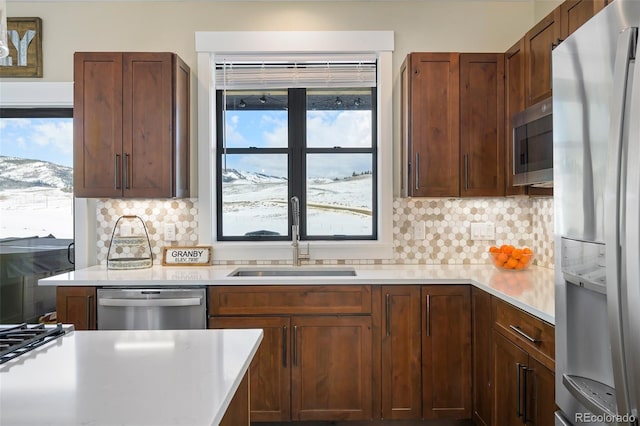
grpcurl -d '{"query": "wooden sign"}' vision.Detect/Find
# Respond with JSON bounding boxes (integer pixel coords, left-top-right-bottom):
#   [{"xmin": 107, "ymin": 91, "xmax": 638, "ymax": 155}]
[
  {"xmin": 0, "ymin": 17, "xmax": 43, "ymax": 78},
  {"xmin": 162, "ymin": 246, "xmax": 213, "ymax": 266}
]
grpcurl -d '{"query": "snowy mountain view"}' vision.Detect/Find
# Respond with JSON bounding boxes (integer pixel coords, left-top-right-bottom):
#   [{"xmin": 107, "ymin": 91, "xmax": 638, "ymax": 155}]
[
  {"xmin": 0, "ymin": 156, "xmax": 74, "ymax": 239},
  {"xmin": 0, "ymin": 156, "xmax": 373, "ymax": 240}
]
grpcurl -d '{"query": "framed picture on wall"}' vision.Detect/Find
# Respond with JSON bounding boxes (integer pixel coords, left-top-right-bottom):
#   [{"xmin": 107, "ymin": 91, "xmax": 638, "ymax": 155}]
[{"xmin": 0, "ymin": 17, "xmax": 43, "ymax": 78}]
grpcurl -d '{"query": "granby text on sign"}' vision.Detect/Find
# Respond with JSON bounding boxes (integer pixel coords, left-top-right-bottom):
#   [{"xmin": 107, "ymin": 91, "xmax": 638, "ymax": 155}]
[
  {"xmin": 0, "ymin": 17, "xmax": 42, "ymax": 78},
  {"xmin": 162, "ymin": 246, "xmax": 213, "ymax": 266}
]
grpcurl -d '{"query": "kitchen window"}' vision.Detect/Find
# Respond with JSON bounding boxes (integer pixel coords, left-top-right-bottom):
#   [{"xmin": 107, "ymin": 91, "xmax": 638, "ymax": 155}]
[
  {"xmin": 196, "ymin": 31, "xmax": 394, "ymax": 260},
  {"xmin": 0, "ymin": 108, "xmax": 74, "ymax": 239},
  {"xmin": 216, "ymin": 77, "xmax": 377, "ymax": 241}
]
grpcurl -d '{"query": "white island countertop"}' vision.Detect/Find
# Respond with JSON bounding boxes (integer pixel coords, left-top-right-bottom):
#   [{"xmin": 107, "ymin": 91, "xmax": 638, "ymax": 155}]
[
  {"xmin": 40, "ymin": 263, "xmax": 555, "ymax": 324},
  {"xmin": 0, "ymin": 328, "xmax": 263, "ymax": 426}
]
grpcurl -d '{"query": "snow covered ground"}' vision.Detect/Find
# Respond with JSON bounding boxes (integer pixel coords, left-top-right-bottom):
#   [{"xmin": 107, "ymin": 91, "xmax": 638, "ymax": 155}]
[
  {"xmin": 222, "ymin": 174, "xmax": 373, "ymax": 236},
  {"xmin": 0, "ymin": 187, "xmax": 74, "ymax": 239}
]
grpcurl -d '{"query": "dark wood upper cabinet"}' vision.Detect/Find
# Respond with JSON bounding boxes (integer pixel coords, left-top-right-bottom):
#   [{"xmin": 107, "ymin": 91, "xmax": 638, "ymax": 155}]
[
  {"xmin": 560, "ymin": 0, "xmax": 607, "ymax": 39},
  {"xmin": 74, "ymin": 52, "xmax": 190, "ymax": 198},
  {"xmin": 459, "ymin": 53, "xmax": 505, "ymax": 197},
  {"xmin": 504, "ymin": 39, "xmax": 528, "ymax": 196},
  {"xmin": 401, "ymin": 53, "xmax": 460, "ymax": 197},
  {"xmin": 524, "ymin": 8, "xmax": 561, "ymax": 107}
]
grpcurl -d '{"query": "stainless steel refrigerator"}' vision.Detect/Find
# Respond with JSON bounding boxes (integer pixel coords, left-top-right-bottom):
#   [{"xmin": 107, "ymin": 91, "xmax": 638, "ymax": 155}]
[{"xmin": 553, "ymin": 1, "xmax": 640, "ymax": 425}]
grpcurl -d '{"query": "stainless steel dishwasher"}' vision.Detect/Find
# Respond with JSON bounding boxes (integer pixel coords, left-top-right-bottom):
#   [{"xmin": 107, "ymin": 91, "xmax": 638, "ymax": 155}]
[{"xmin": 97, "ymin": 288, "xmax": 207, "ymax": 330}]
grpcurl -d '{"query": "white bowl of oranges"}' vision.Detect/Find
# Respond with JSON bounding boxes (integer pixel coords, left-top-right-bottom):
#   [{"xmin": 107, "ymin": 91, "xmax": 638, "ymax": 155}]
[{"xmin": 488, "ymin": 245, "xmax": 533, "ymax": 271}]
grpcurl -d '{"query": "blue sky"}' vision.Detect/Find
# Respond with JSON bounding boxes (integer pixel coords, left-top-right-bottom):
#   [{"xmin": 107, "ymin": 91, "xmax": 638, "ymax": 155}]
[
  {"xmin": 224, "ymin": 109, "xmax": 372, "ymax": 178},
  {"xmin": 0, "ymin": 117, "xmax": 74, "ymax": 167}
]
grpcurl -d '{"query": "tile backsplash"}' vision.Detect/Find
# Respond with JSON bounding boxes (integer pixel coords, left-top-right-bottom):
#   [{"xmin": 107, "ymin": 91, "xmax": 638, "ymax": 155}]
[{"xmin": 96, "ymin": 196, "xmax": 554, "ymax": 269}]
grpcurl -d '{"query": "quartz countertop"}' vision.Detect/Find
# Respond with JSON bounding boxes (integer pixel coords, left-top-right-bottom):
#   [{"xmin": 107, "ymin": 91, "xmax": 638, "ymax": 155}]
[
  {"xmin": 39, "ymin": 263, "xmax": 555, "ymax": 324},
  {"xmin": 0, "ymin": 328, "xmax": 263, "ymax": 426}
]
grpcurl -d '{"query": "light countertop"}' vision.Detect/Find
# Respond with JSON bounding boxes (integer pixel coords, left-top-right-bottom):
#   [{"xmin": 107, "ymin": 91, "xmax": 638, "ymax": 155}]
[
  {"xmin": 0, "ymin": 328, "xmax": 263, "ymax": 426},
  {"xmin": 40, "ymin": 264, "xmax": 555, "ymax": 324}
]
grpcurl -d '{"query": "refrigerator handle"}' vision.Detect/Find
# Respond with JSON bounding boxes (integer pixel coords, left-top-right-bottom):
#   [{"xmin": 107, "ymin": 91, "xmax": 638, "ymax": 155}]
[
  {"xmin": 604, "ymin": 26, "xmax": 636, "ymax": 421},
  {"xmin": 624, "ymin": 27, "xmax": 640, "ymax": 421}
]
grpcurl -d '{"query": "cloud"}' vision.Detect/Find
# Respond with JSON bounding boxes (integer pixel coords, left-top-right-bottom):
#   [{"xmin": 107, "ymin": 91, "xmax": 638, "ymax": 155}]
[{"xmin": 31, "ymin": 121, "xmax": 73, "ymax": 155}]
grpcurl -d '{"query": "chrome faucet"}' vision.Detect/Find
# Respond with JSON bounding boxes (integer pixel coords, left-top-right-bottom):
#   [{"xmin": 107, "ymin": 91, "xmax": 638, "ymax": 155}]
[{"xmin": 290, "ymin": 196, "xmax": 309, "ymax": 266}]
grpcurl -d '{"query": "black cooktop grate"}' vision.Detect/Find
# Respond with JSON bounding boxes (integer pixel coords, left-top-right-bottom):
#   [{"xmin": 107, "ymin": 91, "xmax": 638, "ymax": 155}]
[{"xmin": 0, "ymin": 323, "xmax": 67, "ymax": 365}]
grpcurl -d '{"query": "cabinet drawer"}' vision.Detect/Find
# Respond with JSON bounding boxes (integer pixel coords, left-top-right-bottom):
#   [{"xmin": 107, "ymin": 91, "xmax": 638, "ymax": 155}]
[
  {"xmin": 492, "ymin": 298, "xmax": 554, "ymax": 363},
  {"xmin": 209, "ymin": 285, "xmax": 372, "ymax": 315}
]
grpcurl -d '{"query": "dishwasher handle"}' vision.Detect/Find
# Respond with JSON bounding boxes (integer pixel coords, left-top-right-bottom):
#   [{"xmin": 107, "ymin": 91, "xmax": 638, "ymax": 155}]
[{"xmin": 98, "ymin": 297, "xmax": 202, "ymax": 308}]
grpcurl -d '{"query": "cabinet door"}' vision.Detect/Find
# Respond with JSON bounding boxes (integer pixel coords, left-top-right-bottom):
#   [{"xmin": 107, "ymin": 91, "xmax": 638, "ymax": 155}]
[
  {"xmin": 56, "ymin": 286, "xmax": 96, "ymax": 330},
  {"xmin": 504, "ymin": 39, "xmax": 527, "ymax": 196},
  {"xmin": 525, "ymin": 8, "xmax": 561, "ymax": 106},
  {"xmin": 471, "ymin": 287, "xmax": 492, "ymax": 426},
  {"xmin": 422, "ymin": 285, "xmax": 471, "ymax": 419},
  {"xmin": 526, "ymin": 356, "xmax": 555, "ymax": 426},
  {"xmin": 492, "ymin": 330, "xmax": 529, "ymax": 426},
  {"xmin": 73, "ymin": 52, "xmax": 123, "ymax": 198},
  {"xmin": 560, "ymin": 0, "xmax": 606, "ymax": 40},
  {"xmin": 403, "ymin": 53, "xmax": 460, "ymax": 197},
  {"xmin": 381, "ymin": 286, "xmax": 421, "ymax": 419},
  {"xmin": 122, "ymin": 52, "xmax": 175, "ymax": 198},
  {"xmin": 459, "ymin": 53, "xmax": 505, "ymax": 197},
  {"xmin": 209, "ymin": 316, "xmax": 291, "ymax": 422},
  {"xmin": 291, "ymin": 315, "xmax": 372, "ymax": 421}
]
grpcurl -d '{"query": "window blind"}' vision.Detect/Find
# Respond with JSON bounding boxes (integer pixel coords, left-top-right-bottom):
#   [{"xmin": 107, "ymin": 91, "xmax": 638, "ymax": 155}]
[{"xmin": 215, "ymin": 54, "xmax": 377, "ymax": 89}]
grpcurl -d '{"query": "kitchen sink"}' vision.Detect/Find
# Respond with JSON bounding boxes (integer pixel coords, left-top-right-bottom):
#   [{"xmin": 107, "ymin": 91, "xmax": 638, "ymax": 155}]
[{"xmin": 228, "ymin": 267, "xmax": 357, "ymax": 277}]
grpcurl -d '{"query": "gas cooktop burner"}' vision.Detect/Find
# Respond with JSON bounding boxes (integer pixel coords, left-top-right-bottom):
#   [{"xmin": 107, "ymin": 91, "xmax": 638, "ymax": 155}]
[{"xmin": 0, "ymin": 323, "xmax": 69, "ymax": 364}]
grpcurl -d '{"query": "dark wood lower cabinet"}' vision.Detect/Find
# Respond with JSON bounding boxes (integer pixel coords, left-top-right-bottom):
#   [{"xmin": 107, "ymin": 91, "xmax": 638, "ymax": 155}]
[
  {"xmin": 492, "ymin": 330, "xmax": 555, "ymax": 426},
  {"xmin": 292, "ymin": 315, "xmax": 372, "ymax": 421},
  {"xmin": 526, "ymin": 357, "xmax": 556, "ymax": 426},
  {"xmin": 422, "ymin": 285, "xmax": 472, "ymax": 419},
  {"xmin": 210, "ymin": 316, "xmax": 291, "ymax": 422},
  {"xmin": 493, "ymin": 330, "xmax": 529, "ymax": 425},
  {"xmin": 380, "ymin": 286, "xmax": 422, "ymax": 419},
  {"xmin": 471, "ymin": 287, "xmax": 492, "ymax": 426},
  {"xmin": 56, "ymin": 286, "xmax": 96, "ymax": 330}
]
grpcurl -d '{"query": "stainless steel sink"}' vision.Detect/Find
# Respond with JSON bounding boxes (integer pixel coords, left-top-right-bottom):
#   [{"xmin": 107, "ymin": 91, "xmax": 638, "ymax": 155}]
[{"xmin": 228, "ymin": 267, "xmax": 357, "ymax": 277}]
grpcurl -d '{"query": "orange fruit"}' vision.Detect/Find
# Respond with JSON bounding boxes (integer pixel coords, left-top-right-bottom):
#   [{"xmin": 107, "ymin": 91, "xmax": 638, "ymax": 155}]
[
  {"xmin": 512, "ymin": 248, "xmax": 523, "ymax": 260},
  {"xmin": 505, "ymin": 258, "xmax": 518, "ymax": 269},
  {"xmin": 498, "ymin": 253, "xmax": 509, "ymax": 263},
  {"xmin": 489, "ymin": 246, "xmax": 499, "ymax": 253},
  {"xmin": 523, "ymin": 247, "xmax": 532, "ymax": 254}
]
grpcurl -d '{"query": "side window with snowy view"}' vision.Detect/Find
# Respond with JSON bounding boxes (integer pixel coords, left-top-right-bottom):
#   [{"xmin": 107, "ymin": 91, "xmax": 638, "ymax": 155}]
[
  {"xmin": 216, "ymin": 65, "xmax": 377, "ymax": 241},
  {"xmin": 0, "ymin": 109, "xmax": 74, "ymax": 240}
]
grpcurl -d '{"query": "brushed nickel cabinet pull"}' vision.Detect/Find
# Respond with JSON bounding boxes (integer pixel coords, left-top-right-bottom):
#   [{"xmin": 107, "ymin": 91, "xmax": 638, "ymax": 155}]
[
  {"xmin": 114, "ymin": 154, "xmax": 121, "ymax": 189},
  {"xmin": 293, "ymin": 325, "xmax": 298, "ymax": 367},
  {"xmin": 509, "ymin": 324, "xmax": 539, "ymax": 344},
  {"xmin": 464, "ymin": 154, "xmax": 469, "ymax": 191},
  {"xmin": 426, "ymin": 294, "xmax": 431, "ymax": 337},
  {"xmin": 516, "ymin": 362, "xmax": 522, "ymax": 418},
  {"xmin": 522, "ymin": 366, "xmax": 529, "ymax": 424},
  {"xmin": 282, "ymin": 325, "xmax": 287, "ymax": 368},
  {"xmin": 415, "ymin": 152, "xmax": 420, "ymax": 190},
  {"xmin": 123, "ymin": 154, "xmax": 130, "ymax": 189},
  {"xmin": 385, "ymin": 293, "xmax": 391, "ymax": 337}
]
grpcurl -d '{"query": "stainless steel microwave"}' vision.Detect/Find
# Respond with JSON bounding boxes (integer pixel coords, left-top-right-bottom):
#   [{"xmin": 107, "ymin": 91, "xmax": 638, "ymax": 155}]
[{"xmin": 512, "ymin": 97, "xmax": 553, "ymax": 187}]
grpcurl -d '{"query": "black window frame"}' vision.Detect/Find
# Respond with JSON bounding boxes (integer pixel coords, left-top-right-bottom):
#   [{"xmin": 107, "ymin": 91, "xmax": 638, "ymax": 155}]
[{"xmin": 215, "ymin": 87, "xmax": 377, "ymax": 242}]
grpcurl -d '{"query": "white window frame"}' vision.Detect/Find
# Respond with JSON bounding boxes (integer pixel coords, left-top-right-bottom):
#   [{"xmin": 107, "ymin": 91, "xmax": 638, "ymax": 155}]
[
  {"xmin": 195, "ymin": 31, "xmax": 394, "ymax": 261},
  {"xmin": 0, "ymin": 81, "xmax": 96, "ymax": 269}
]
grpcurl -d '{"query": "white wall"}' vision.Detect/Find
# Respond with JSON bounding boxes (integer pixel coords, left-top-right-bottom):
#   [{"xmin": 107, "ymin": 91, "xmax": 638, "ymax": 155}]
[{"xmin": 6, "ymin": 1, "xmax": 537, "ymax": 83}]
